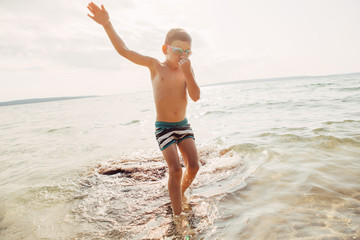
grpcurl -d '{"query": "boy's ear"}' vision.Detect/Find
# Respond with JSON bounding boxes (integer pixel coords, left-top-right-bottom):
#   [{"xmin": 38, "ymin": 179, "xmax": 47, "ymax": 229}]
[{"xmin": 162, "ymin": 44, "xmax": 167, "ymax": 55}]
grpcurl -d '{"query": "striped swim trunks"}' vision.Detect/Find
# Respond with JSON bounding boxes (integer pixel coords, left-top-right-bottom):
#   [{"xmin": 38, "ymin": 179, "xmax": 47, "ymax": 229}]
[{"xmin": 155, "ymin": 118, "xmax": 195, "ymax": 151}]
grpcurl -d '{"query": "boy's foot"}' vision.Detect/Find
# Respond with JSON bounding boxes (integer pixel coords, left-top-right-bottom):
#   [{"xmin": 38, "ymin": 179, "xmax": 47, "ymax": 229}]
[{"xmin": 172, "ymin": 213, "xmax": 195, "ymax": 237}]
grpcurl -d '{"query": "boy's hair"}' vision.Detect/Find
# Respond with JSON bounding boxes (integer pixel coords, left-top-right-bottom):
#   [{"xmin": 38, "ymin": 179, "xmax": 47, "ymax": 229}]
[{"xmin": 165, "ymin": 28, "xmax": 192, "ymax": 45}]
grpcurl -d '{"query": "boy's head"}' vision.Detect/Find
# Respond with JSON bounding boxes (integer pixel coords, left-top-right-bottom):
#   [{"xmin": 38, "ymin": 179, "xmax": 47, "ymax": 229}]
[
  {"xmin": 164, "ymin": 28, "xmax": 192, "ymax": 45},
  {"xmin": 162, "ymin": 28, "xmax": 192, "ymax": 66}
]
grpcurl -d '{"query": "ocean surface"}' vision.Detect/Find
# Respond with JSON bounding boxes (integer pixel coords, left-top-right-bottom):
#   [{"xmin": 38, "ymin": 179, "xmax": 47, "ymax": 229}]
[{"xmin": 1, "ymin": 73, "xmax": 360, "ymax": 239}]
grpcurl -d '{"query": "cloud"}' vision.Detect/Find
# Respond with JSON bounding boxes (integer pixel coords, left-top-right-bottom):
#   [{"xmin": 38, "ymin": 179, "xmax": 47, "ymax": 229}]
[
  {"xmin": 1, "ymin": 0, "xmax": 360, "ymax": 101},
  {"xmin": 0, "ymin": 0, "xmax": 208, "ymax": 73},
  {"xmin": 0, "ymin": 1, "xmax": 137, "ymax": 71}
]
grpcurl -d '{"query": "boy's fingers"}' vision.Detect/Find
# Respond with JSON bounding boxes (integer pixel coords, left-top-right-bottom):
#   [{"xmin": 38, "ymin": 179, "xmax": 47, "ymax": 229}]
[
  {"xmin": 101, "ymin": 4, "xmax": 107, "ymax": 12},
  {"xmin": 91, "ymin": 3, "xmax": 101, "ymax": 12},
  {"xmin": 180, "ymin": 57, "xmax": 188, "ymax": 63},
  {"xmin": 179, "ymin": 59, "xmax": 187, "ymax": 65},
  {"xmin": 89, "ymin": 3, "xmax": 97, "ymax": 12},
  {"xmin": 88, "ymin": 4, "xmax": 96, "ymax": 12},
  {"xmin": 87, "ymin": 6, "xmax": 95, "ymax": 14},
  {"xmin": 87, "ymin": 14, "xmax": 95, "ymax": 19}
]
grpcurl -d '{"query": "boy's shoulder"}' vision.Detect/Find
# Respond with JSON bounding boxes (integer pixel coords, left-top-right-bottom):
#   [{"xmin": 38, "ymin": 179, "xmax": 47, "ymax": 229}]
[
  {"xmin": 150, "ymin": 59, "xmax": 171, "ymax": 73},
  {"xmin": 148, "ymin": 58, "xmax": 168, "ymax": 79},
  {"xmin": 148, "ymin": 57, "xmax": 164, "ymax": 69}
]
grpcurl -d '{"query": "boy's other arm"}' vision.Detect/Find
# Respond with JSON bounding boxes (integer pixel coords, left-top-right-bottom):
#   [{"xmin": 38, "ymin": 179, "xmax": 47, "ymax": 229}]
[
  {"xmin": 87, "ymin": 2, "xmax": 158, "ymax": 70},
  {"xmin": 180, "ymin": 57, "xmax": 200, "ymax": 102}
]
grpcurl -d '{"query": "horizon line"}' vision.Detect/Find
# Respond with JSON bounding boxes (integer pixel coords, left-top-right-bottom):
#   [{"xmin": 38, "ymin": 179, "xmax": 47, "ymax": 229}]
[
  {"xmin": 1, "ymin": 71, "xmax": 359, "ymax": 106},
  {"xmin": 202, "ymin": 71, "xmax": 360, "ymax": 87},
  {"xmin": 0, "ymin": 96, "xmax": 98, "ymax": 107}
]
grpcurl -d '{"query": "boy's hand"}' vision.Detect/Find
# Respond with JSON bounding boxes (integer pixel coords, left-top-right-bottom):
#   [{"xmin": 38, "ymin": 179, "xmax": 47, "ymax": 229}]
[
  {"xmin": 87, "ymin": 2, "xmax": 109, "ymax": 26},
  {"xmin": 179, "ymin": 55, "xmax": 191, "ymax": 73}
]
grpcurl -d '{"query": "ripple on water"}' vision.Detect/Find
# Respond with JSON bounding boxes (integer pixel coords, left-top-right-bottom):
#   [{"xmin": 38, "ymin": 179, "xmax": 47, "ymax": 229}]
[
  {"xmin": 2, "ymin": 137, "xmax": 359, "ymax": 239},
  {"xmin": 61, "ymin": 145, "xmax": 259, "ymax": 239}
]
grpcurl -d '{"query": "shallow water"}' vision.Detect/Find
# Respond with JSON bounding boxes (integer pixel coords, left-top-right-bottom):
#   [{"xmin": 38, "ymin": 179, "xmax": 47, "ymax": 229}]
[{"xmin": 1, "ymin": 73, "xmax": 360, "ymax": 239}]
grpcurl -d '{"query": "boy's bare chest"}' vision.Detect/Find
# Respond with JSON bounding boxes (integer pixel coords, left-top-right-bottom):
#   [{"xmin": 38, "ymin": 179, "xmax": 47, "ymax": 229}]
[{"xmin": 152, "ymin": 68, "xmax": 187, "ymax": 93}]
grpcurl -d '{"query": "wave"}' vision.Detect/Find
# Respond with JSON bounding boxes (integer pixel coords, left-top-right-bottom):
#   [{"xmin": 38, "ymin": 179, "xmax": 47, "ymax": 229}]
[
  {"xmin": 323, "ymin": 119, "xmax": 360, "ymax": 125},
  {"xmin": 313, "ymin": 135, "xmax": 360, "ymax": 148},
  {"xmin": 62, "ymin": 144, "xmax": 269, "ymax": 239},
  {"xmin": 259, "ymin": 131, "xmax": 360, "ymax": 149},
  {"xmin": 226, "ymin": 143, "xmax": 264, "ymax": 154},
  {"xmin": 305, "ymin": 82, "xmax": 337, "ymax": 88},
  {"xmin": 47, "ymin": 126, "xmax": 71, "ymax": 133},
  {"xmin": 203, "ymin": 110, "xmax": 228, "ymax": 116},
  {"xmin": 260, "ymin": 132, "xmax": 302, "ymax": 140},
  {"xmin": 66, "ymin": 138, "xmax": 360, "ymax": 239},
  {"xmin": 339, "ymin": 86, "xmax": 360, "ymax": 91},
  {"xmin": 122, "ymin": 120, "xmax": 142, "ymax": 126}
]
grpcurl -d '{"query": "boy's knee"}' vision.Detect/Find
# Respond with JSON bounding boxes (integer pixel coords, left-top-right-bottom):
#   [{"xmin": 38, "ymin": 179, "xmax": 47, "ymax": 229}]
[
  {"xmin": 188, "ymin": 159, "xmax": 200, "ymax": 174},
  {"xmin": 169, "ymin": 165, "xmax": 183, "ymax": 179}
]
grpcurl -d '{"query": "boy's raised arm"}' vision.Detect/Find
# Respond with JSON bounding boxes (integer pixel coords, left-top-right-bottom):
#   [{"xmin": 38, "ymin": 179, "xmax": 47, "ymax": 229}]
[{"xmin": 87, "ymin": 2, "xmax": 158, "ymax": 69}]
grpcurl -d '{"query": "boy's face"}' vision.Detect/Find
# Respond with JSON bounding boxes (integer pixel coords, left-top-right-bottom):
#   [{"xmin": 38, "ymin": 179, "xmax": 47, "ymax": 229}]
[{"xmin": 164, "ymin": 40, "xmax": 191, "ymax": 67}]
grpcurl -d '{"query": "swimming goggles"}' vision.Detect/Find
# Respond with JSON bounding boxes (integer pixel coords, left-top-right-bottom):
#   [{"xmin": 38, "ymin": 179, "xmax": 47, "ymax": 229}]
[{"xmin": 167, "ymin": 45, "xmax": 192, "ymax": 57}]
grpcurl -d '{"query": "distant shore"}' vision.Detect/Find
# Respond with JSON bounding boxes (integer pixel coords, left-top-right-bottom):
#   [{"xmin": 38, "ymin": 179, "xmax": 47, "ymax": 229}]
[
  {"xmin": 0, "ymin": 96, "xmax": 98, "ymax": 107},
  {"xmin": 202, "ymin": 72, "xmax": 360, "ymax": 87}
]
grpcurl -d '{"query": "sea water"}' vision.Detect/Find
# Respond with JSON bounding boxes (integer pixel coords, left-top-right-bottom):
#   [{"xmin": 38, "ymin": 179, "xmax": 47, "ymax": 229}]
[{"xmin": 0, "ymin": 73, "xmax": 359, "ymax": 239}]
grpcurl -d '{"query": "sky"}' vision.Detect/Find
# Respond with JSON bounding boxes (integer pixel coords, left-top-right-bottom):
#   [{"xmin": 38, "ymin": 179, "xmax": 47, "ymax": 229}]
[{"xmin": 0, "ymin": 0, "xmax": 359, "ymax": 102}]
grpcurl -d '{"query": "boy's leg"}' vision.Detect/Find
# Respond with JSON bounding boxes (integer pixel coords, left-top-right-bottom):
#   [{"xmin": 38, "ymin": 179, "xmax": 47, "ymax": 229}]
[
  {"xmin": 178, "ymin": 138, "xmax": 200, "ymax": 197},
  {"xmin": 161, "ymin": 143, "xmax": 183, "ymax": 215}
]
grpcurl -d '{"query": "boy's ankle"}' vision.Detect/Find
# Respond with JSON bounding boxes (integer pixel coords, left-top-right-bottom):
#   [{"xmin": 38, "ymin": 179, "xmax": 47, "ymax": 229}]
[{"xmin": 182, "ymin": 194, "xmax": 189, "ymax": 203}]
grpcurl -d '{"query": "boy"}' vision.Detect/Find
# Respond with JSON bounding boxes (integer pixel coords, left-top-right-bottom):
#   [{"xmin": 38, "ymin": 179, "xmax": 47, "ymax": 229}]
[{"xmin": 87, "ymin": 2, "xmax": 200, "ymax": 216}]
